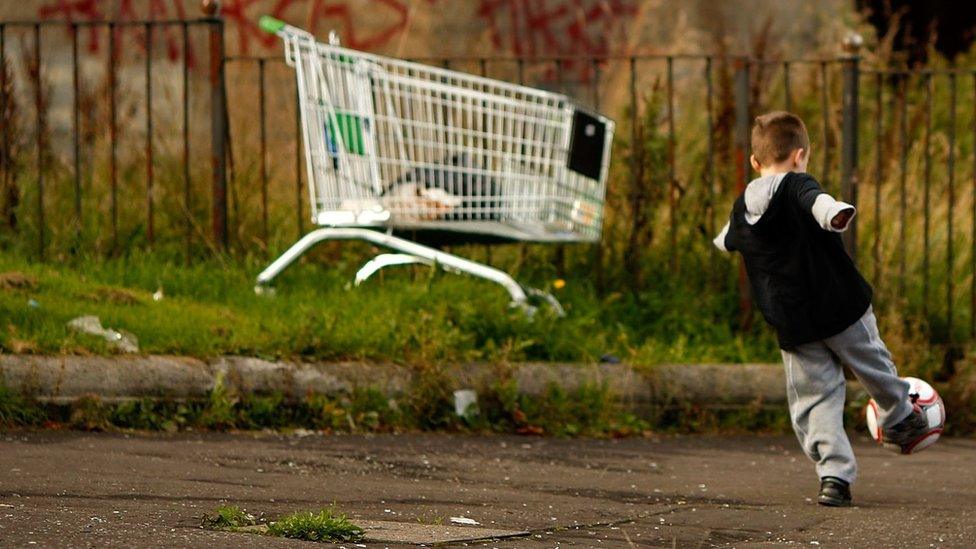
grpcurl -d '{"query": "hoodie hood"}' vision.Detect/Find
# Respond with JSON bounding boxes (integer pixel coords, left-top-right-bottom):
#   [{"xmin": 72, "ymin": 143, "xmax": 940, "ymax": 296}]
[{"xmin": 743, "ymin": 172, "xmax": 789, "ymax": 225}]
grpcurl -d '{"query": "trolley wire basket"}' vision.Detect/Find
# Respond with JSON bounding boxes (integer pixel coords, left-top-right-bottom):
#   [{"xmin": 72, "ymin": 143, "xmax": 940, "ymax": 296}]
[{"xmin": 255, "ymin": 16, "xmax": 615, "ymax": 313}]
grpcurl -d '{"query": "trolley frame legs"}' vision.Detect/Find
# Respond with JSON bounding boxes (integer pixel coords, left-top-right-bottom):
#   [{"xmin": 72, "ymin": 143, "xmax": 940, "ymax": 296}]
[{"xmin": 255, "ymin": 228, "xmax": 563, "ymax": 315}]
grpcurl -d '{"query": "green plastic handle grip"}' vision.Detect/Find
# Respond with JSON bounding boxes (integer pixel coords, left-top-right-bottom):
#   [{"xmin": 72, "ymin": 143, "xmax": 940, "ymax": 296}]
[{"xmin": 259, "ymin": 15, "xmax": 286, "ymax": 34}]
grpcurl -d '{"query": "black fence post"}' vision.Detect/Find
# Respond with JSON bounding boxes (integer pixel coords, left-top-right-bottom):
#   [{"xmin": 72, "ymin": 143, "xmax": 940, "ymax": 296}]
[
  {"xmin": 207, "ymin": 7, "xmax": 228, "ymax": 250},
  {"xmin": 733, "ymin": 58, "xmax": 752, "ymax": 329},
  {"xmin": 840, "ymin": 34, "xmax": 863, "ymax": 260}
]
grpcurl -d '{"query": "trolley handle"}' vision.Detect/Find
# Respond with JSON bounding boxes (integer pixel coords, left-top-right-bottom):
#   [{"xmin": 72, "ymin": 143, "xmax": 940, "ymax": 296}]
[
  {"xmin": 258, "ymin": 15, "xmax": 288, "ymax": 35},
  {"xmin": 259, "ymin": 15, "xmax": 315, "ymax": 67}
]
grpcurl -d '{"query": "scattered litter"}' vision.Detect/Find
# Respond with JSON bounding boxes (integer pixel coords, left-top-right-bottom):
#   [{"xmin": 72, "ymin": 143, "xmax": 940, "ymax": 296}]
[
  {"xmin": 599, "ymin": 353, "xmax": 620, "ymax": 364},
  {"xmin": 27, "ymin": 299, "xmax": 40, "ymax": 309},
  {"xmin": 152, "ymin": 287, "xmax": 164, "ymax": 302},
  {"xmin": 67, "ymin": 315, "xmax": 139, "ymax": 353},
  {"xmin": 449, "ymin": 517, "xmax": 479, "ymax": 526},
  {"xmin": 453, "ymin": 389, "xmax": 479, "ymax": 419}
]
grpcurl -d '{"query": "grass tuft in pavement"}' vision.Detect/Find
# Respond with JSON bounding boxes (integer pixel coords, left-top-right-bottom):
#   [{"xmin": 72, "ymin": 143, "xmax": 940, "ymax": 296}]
[
  {"xmin": 267, "ymin": 507, "xmax": 364, "ymax": 543},
  {"xmin": 202, "ymin": 505, "xmax": 257, "ymax": 529}
]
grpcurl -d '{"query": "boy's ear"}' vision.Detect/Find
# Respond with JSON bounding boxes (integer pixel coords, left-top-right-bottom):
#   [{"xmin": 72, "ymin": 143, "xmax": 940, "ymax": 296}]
[
  {"xmin": 749, "ymin": 154, "xmax": 761, "ymax": 172},
  {"xmin": 792, "ymin": 148, "xmax": 807, "ymax": 164}
]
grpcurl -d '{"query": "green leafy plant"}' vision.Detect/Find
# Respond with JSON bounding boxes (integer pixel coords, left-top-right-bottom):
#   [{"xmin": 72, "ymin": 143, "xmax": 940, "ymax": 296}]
[
  {"xmin": 267, "ymin": 507, "xmax": 364, "ymax": 543},
  {"xmin": 202, "ymin": 505, "xmax": 256, "ymax": 529}
]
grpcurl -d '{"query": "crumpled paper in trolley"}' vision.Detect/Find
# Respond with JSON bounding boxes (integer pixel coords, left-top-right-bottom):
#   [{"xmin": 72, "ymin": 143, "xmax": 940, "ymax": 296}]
[{"xmin": 67, "ymin": 315, "xmax": 139, "ymax": 353}]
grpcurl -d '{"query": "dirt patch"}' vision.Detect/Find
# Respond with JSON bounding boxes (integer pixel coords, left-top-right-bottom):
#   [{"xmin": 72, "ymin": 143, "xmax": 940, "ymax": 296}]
[
  {"xmin": 83, "ymin": 287, "xmax": 145, "ymax": 305},
  {"xmin": 0, "ymin": 271, "xmax": 37, "ymax": 291}
]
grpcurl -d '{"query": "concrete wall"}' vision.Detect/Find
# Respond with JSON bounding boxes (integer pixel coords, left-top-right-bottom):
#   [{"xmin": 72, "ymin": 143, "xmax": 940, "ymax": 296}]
[{"xmin": 3, "ymin": 0, "xmax": 853, "ymax": 68}]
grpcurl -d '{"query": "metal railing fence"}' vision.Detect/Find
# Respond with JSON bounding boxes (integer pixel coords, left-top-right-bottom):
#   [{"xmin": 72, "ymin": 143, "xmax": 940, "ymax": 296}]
[{"xmin": 0, "ymin": 16, "xmax": 974, "ymax": 349}]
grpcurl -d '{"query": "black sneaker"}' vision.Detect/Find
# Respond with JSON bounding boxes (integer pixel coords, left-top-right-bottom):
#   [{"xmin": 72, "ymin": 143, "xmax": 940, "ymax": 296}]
[
  {"xmin": 817, "ymin": 477, "xmax": 852, "ymax": 507},
  {"xmin": 882, "ymin": 408, "xmax": 930, "ymax": 454}
]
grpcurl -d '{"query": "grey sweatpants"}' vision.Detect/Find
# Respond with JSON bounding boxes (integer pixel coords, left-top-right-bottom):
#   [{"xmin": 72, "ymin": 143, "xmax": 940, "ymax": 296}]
[{"xmin": 781, "ymin": 306, "xmax": 912, "ymax": 484}]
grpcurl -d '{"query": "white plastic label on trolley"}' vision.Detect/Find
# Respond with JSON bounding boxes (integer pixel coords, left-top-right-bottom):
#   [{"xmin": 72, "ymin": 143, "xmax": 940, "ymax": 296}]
[{"xmin": 263, "ymin": 16, "xmax": 614, "ymax": 244}]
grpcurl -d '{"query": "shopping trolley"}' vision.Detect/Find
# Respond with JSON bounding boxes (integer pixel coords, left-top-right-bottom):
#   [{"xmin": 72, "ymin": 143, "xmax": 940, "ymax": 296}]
[{"xmin": 255, "ymin": 16, "xmax": 614, "ymax": 314}]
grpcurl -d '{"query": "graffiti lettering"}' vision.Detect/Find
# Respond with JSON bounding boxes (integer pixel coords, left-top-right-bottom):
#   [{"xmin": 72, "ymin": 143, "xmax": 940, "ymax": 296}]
[
  {"xmin": 38, "ymin": 0, "xmax": 104, "ymax": 53},
  {"xmin": 37, "ymin": 0, "xmax": 632, "ymax": 82},
  {"xmin": 478, "ymin": 0, "xmax": 636, "ymax": 81},
  {"xmin": 38, "ymin": 0, "xmax": 197, "ymax": 67},
  {"xmin": 219, "ymin": 0, "xmax": 422, "ymax": 55}
]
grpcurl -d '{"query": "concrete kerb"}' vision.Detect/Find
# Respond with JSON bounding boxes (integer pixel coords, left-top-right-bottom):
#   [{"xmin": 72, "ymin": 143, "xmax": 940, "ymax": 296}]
[{"xmin": 0, "ymin": 355, "xmax": 800, "ymax": 408}]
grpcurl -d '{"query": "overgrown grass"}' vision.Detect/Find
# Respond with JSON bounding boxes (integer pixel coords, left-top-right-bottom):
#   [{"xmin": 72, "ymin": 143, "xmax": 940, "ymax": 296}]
[
  {"xmin": 266, "ymin": 507, "xmax": 364, "ymax": 543},
  {"xmin": 0, "ymin": 248, "xmax": 780, "ymax": 365}
]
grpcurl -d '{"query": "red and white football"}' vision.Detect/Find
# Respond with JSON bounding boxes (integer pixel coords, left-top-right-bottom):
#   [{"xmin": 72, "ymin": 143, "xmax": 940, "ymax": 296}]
[{"xmin": 865, "ymin": 376, "xmax": 945, "ymax": 454}]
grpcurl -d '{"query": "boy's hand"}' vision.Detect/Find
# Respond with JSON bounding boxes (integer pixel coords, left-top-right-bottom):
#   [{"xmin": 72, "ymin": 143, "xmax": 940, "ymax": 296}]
[{"xmin": 830, "ymin": 207, "xmax": 855, "ymax": 230}]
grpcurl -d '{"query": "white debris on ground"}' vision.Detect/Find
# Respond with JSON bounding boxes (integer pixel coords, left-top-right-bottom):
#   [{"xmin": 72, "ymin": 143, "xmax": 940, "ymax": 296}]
[
  {"xmin": 66, "ymin": 315, "xmax": 139, "ymax": 353},
  {"xmin": 449, "ymin": 517, "xmax": 480, "ymax": 526},
  {"xmin": 452, "ymin": 389, "xmax": 478, "ymax": 419}
]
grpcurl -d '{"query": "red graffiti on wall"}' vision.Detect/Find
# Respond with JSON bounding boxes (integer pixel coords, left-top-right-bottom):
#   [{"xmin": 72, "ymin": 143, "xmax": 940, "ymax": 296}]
[
  {"xmin": 219, "ymin": 0, "xmax": 280, "ymax": 54},
  {"xmin": 38, "ymin": 0, "xmax": 103, "ymax": 53},
  {"xmin": 219, "ymin": 0, "xmax": 424, "ymax": 55},
  {"xmin": 478, "ymin": 0, "xmax": 636, "ymax": 81},
  {"xmin": 308, "ymin": 0, "xmax": 410, "ymax": 51},
  {"xmin": 38, "ymin": 0, "xmax": 197, "ymax": 67},
  {"xmin": 37, "ymin": 0, "xmax": 427, "ymax": 68},
  {"xmin": 36, "ymin": 0, "xmax": 630, "ymax": 81}
]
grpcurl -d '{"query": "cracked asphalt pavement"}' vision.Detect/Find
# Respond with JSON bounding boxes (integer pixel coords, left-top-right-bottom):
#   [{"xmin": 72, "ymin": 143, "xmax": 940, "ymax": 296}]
[{"xmin": 0, "ymin": 431, "xmax": 973, "ymax": 547}]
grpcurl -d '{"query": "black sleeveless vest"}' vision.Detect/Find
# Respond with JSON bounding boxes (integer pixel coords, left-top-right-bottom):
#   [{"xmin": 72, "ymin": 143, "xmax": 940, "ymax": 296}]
[{"xmin": 722, "ymin": 172, "xmax": 872, "ymax": 349}]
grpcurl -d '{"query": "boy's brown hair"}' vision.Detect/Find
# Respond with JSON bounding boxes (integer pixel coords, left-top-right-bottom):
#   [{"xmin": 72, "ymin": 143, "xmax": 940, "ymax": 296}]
[{"xmin": 751, "ymin": 111, "xmax": 809, "ymax": 165}]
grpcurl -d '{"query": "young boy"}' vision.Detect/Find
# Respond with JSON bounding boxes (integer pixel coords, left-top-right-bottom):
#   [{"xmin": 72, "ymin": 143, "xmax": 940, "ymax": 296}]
[{"xmin": 713, "ymin": 111, "xmax": 930, "ymax": 507}]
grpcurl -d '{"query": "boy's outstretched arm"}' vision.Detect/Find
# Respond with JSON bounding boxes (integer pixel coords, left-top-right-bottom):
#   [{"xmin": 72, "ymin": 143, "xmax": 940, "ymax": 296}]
[
  {"xmin": 797, "ymin": 179, "xmax": 856, "ymax": 232},
  {"xmin": 713, "ymin": 221, "xmax": 732, "ymax": 252}
]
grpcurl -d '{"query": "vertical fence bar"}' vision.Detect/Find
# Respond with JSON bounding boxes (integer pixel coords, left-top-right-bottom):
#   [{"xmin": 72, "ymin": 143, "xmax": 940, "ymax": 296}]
[
  {"xmin": 873, "ymin": 72, "xmax": 882, "ymax": 287},
  {"xmin": 923, "ymin": 72, "xmax": 932, "ymax": 319},
  {"xmin": 554, "ymin": 58, "xmax": 565, "ymax": 274},
  {"xmin": 0, "ymin": 24, "xmax": 6, "ymax": 232},
  {"xmin": 208, "ymin": 17, "xmax": 228, "ymax": 249},
  {"xmin": 841, "ymin": 53, "xmax": 860, "ymax": 259},
  {"xmin": 820, "ymin": 61, "xmax": 831, "ymax": 194},
  {"xmin": 590, "ymin": 57, "xmax": 602, "ymax": 289},
  {"xmin": 34, "ymin": 24, "xmax": 44, "ymax": 260},
  {"xmin": 258, "ymin": 59, "xmax": 269, "ymax": 247},
  {"xmin": 947, "ymin": 72, "xmax": 956, "ymax": 344},
  {"xmin": 972, "ymin": 72, "xmax": 976, "ymax": 339},
  {"xmin": 108, "ymin": 22, "xmax": 118, "ymax": 254},
  {"xmin": 145, "ymin": 23, "xmax": 155, "ymax": 245},
  {"xmin": 479, "ymin": 58, "xmax": 487, "ymax": 77},
  {"xmin": 734, "ymin": 59, "xmax": 752, "ymax": 327},
  {"xmin": 294, "ymin": 82, "xmax": 304, "ymax": 238},
  {"xmin": 628, "ymin": 56, "xmax": 639, "ymax": 288},
  {"xmin": 899, "ymin": 75, "xmax": 908, "ymax": 300},
  {"xmin": 705, "ymin": 57, "xmax": 716, "ymax": 281},
  {"xmin": 666, "ymin": 56, "xmax": 677, "ymax": 272},
  {"xmin": 182, "ymin": 22, "xmax": 192, "ymax": 262},
  {"xmin": 591, "ymin": 58, "xmax": 600, "ymax": 109},
  {"xmin": 783, "ymin": 61, "xmax": 792, "ymax": 111},
  {"xmin": 72, "ymin": 23, "xmax": 81, "ymax": 239}
]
